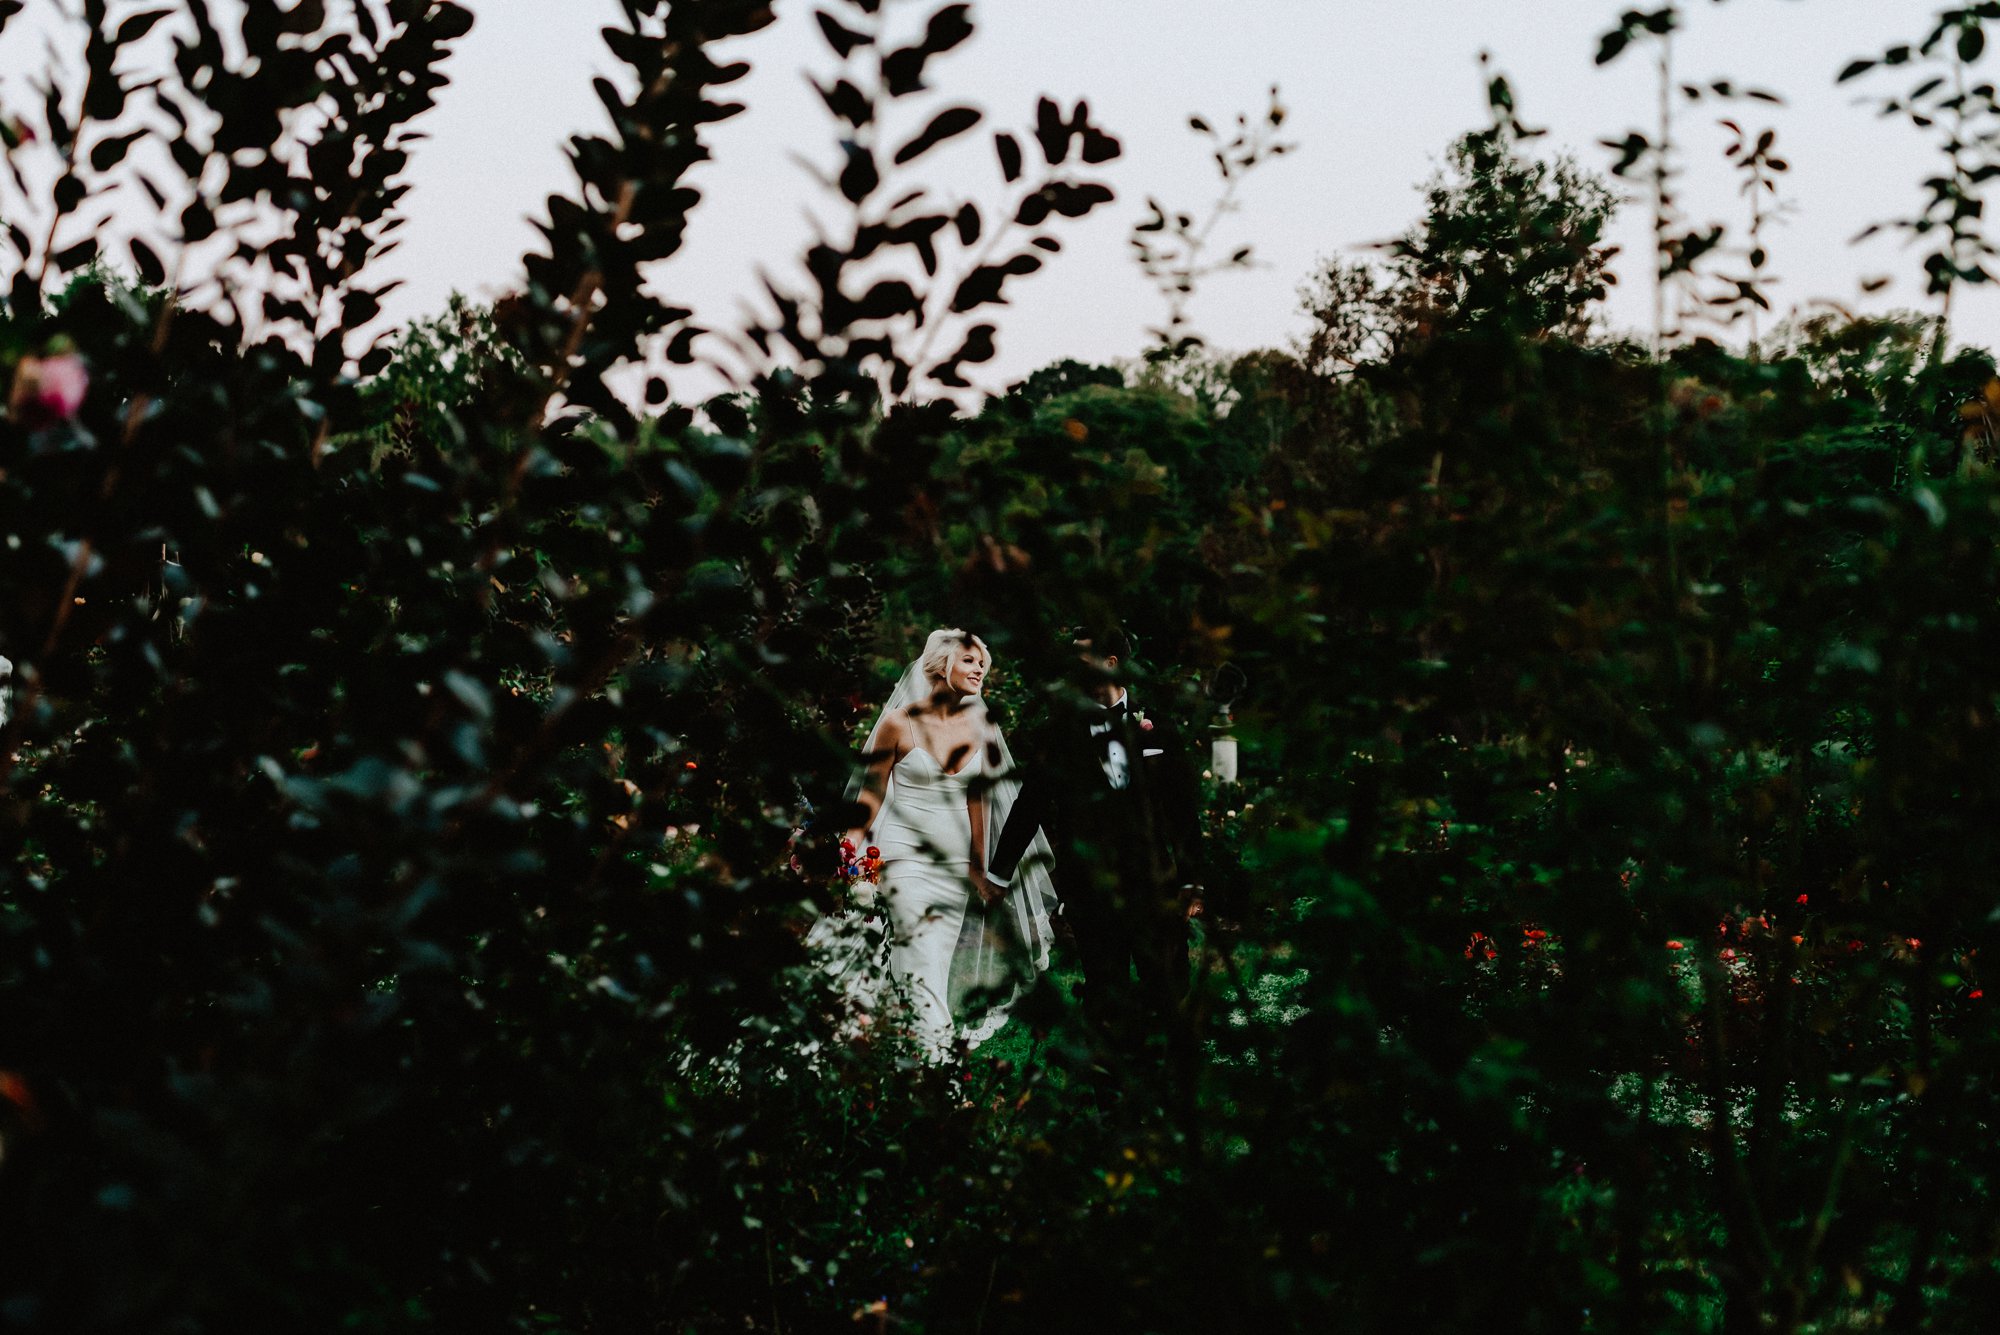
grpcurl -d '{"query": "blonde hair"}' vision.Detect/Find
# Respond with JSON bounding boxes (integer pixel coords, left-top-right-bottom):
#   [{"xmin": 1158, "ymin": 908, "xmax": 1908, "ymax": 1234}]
[{"xmin": 918, "ymin": 627, "xmax": 990, "ymax": 686}]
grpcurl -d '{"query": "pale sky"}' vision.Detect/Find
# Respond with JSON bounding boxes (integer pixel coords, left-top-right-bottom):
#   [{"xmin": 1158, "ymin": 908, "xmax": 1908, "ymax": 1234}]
[{"xmin": 5, "ymin": 1, "xmax": 1985, "ymax": 398}]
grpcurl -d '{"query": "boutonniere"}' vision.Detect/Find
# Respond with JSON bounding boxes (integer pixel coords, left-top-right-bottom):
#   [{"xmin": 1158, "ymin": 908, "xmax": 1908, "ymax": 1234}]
[{"xmin": 1133, "ymin": 710, "xmax": 1154, "ymax": 732}]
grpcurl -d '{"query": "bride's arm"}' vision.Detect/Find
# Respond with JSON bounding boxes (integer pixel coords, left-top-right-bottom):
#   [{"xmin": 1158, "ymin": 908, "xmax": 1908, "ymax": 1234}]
[
  {"xmin": 966, "ymin": 724, "xmax": 1002, "ymax": 903},
  {"xmin": 966, "ymin": 784, "xmax": 1002, "ymax": 904},
  {"xmin": 845, "ymin": 709, "xmax": 905, "ymax": 845}
]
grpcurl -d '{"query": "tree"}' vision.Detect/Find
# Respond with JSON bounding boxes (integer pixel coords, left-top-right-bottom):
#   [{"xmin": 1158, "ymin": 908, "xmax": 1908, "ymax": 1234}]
[
  {"xmin": 1389, "ymin": 125, "xmax": 1618, "ymax": 341},
  {"xmin": 1008, "ymin": 356, "xmax": 1124, "ymax": 404},
  {"xmin": 1298, "ymin": 125, "xmax": 1618, "ymax": 375}
]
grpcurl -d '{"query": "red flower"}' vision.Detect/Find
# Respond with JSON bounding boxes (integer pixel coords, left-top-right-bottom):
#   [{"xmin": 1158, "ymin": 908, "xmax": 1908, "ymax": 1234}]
[
  {"xmin": 1795, "ymin": 893, "xmax": 1809, "ymax": 905},
  {"xmin": 0, "ymin": 1069, "xmax": 42, "ymax": 1129},
  {"xmin": 1666, "ymin": 940, "xmax": 1685, "ymax": 951}
]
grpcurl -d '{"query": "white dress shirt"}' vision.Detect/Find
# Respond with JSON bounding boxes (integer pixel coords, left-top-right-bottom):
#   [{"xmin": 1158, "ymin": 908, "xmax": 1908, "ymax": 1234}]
[{"xmin": 1091, "ymin": 688, "xmax": 1131, "ymax": 790}]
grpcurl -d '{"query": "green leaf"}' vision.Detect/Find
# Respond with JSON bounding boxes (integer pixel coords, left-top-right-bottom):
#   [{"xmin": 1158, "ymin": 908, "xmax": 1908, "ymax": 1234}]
[
  {"xmin": 892, "ymin": 105, "xmax": 981, "ymax": 165},
  {"xmin": 994, "ymin": 131, "xmax": 1022, "ymax": 183},
  {"xmin": 815, "ymin": 9, "xmax": 867, "ymax": 58}
]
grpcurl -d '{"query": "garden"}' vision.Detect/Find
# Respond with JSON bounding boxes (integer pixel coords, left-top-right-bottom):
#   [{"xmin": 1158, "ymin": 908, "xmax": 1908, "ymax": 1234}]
[{"xmin": 6, "ymin": 1, "xmax": 2000, "ymax": 1331}]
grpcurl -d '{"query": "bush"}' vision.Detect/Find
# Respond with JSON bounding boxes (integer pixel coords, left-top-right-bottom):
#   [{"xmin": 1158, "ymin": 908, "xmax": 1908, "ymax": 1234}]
[{"xmin": 7, "ymin": 3, "xmax": 2000, "ymax": 1332}]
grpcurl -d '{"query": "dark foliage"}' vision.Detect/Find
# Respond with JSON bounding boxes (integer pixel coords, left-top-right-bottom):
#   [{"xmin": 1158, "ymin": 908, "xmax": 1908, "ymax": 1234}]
[{"xmin": 5, "ymin": 3, "xmax": 2000, "ymax": 1333}]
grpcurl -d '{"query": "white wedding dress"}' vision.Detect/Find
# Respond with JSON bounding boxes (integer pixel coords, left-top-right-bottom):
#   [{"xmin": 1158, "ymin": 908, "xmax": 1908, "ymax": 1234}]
[
  {"xmin": 874, "ymin": 741, "xmax": 988, "ymax": 1053},
  {"xmin": 811, "ymin": 677, "xmax": 1058, "ymax": 1059}
]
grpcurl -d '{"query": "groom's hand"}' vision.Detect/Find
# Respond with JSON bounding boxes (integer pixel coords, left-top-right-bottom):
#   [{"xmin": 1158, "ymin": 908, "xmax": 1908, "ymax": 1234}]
[{"xmin": 971, "ymin": 868, "xmax": 1006, "ymax": 905}]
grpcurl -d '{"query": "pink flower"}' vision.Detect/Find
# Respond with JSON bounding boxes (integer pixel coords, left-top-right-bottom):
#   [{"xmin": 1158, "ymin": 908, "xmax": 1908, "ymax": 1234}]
[
  {"xmin": 10, "ymin": 352, "xmax": 88, "ymax": 427},
  {"xmin": 1139, "ymin": 717, "xmax": 1154, "ymax": 732}
]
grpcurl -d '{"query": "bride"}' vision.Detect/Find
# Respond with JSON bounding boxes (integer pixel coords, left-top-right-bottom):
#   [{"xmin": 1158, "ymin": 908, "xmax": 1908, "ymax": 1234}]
[{"xmin": 831, "ymin": 628, "xmax": 1057, "ymax": 1056}]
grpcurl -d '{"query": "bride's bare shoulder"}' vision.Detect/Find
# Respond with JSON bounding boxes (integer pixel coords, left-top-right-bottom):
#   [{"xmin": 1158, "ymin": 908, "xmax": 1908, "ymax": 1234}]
[{"xmin": 874, "ymin": 706, "xmax": 913, "ymax": 743}]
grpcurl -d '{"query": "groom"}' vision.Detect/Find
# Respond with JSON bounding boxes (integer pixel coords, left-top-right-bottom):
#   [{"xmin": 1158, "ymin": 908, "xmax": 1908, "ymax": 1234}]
[{"xmin": 987, "ymin": 628, "xmax": 1202, "ymax": 1042}]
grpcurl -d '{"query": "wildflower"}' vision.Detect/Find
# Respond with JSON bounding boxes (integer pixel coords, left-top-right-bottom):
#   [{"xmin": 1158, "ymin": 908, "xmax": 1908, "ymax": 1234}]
[
  {"xmin": 1972, "ymin": 989, "xmax": 1985, "ymax": 1000},
  {"xmin": 1795, "ymin": 893, "xmax": 1809, "ymax": 905},
  {"xmin": 1666, "ymin": 940, "xmax": 1685, "ymax": 951},
  {"xmin": 8, "ymin": 349, "xmax": 89, "ymax": 427},
  {"xmin": 0, "ymin": 1070, "xmax": 35, "ymax": 1113}
]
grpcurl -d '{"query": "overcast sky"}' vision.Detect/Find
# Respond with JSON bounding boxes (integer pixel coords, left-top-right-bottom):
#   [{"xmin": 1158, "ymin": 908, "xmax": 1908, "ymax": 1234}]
[{"xmin": 6, "ymin": 1, "xmax": 1986, "ymax": 398}]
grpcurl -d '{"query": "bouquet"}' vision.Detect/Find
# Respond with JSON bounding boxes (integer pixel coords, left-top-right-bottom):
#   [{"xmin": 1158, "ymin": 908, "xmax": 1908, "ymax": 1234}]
[{"xmin": 839, "ymin": 838, "xmax": 884, "ymax": 905}]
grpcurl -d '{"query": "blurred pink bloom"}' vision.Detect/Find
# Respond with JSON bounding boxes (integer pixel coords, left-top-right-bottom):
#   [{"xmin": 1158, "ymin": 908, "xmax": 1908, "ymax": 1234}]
[{"xmin": 11, "ymin": 352, "xmax": 89, "ymax": 426}]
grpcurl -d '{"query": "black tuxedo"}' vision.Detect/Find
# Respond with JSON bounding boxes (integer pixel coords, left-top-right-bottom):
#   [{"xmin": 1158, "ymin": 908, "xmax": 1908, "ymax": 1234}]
[{"xmin": 988, "ymin": 694, "xmax": 1202, "ymax": 1035}]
